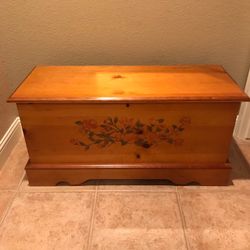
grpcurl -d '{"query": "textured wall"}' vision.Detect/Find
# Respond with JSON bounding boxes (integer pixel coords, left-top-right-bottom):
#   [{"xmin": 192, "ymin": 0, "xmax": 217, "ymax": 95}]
[{"xmin": 0, "ymin": 0, "xmax": 250, "ymax": 138}]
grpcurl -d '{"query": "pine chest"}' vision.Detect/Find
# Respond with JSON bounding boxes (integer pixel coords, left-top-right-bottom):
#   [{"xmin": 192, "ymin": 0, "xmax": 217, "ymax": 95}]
[{"xmin": 8, "ymin": 65, "xmax": 250, "ymax": 185}]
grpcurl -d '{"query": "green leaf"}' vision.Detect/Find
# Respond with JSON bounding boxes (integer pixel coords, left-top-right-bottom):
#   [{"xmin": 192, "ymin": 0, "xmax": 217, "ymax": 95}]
[
  {"xmin": 172, "ymin": 125, "xmax": 177, "ymax": 129},
  {"xmin": 136, "ymin": 120, "xmax": 143, "ymax": 128},
  {"xmin": 79, "ymin": 141, "xmax": 85, "ymax": 146},
  {"xmin": 89, "ymin": 137, "xmax": 95, "ymax": 142},
  {"xmin": 168, "ymin": 139, "xmax": 173, "ymax": 144},
  {"xmin": 88, "ymin": 131, "xmax": 94, "ymax": 137},
  {"xmin": 135, "ymin": 139, "xmax": 144, "ymax": 146},
  {"xmin": 135, "ymin": 139, "xmax": 151, "ymax": 148},
  {"xmin": 121, "ymin": 140, "xmax": 128, "ymax": 145},
  {"xmin": 75, "ymin": 121, "xmax": 82, "ymax": 125},
  {"xmin": 142, "ymin": 142, "xmax": 151, "ymax": 148}
]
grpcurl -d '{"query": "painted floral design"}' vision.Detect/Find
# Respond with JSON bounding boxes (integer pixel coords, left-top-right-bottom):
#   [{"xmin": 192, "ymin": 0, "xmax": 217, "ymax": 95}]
[{"xmin": 70, "ymin": 116, "xmax": 191, "ymax": 150}]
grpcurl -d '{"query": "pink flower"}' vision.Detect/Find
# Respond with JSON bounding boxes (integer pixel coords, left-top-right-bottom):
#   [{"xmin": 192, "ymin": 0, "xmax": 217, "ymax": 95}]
[
  {"xmin": 82, "ymin": 119, "xmax": 98, "ymax": 130},
  {"xmin": 148, "ymin": 118, "xmax": 155, "ymax": 123},
  {"xmin": 70, "ymin": 138, "xmax": 79, "ymax": 145},
  {"xmin": 179, "ymin": 117, "xmax": 191, "ymax": 126}
]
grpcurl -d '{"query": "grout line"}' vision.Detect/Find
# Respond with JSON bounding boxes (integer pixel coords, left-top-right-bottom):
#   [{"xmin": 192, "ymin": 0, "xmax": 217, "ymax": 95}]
[
  {"xmin": 96, "ymin": 180, "xmax": 100, "ymax": 191},
  {"xmin": 95, "ymin": 186, "xmax": 250, "ymax": 193},
  {"xmin": 96, "ymin": 183, "xmax": 177, "ymax": 193},
  {"xmin": 94, "ymin": 190, "xmax": 178, "ymax": 195},
  {"xmin": 85, "ymin": 185, "xmax": 98, "ymax": 250},
  {"xmin": 176, "ymin": 186, "xmax": 250, "ymax": 193},
  {"xmin": 20, "ymin": 189, "xmax": 97, "ymax": 193},
  {"xmin": 0, "ymin": 190, "xmax": 18, "ymax": 227},
  {"xmin": 17, "ymin": 172, "xmax": 26, "ymax": 193},
  {"xmin": 97, "ymin": 189, "xmax": 177, "ymax": 193},
  {"xmin": 0, "ymin": 171, "xmax": 26, "ymax": 227},
  {"xmin": 176, "ymin": 191, "xmax": 191, "ymax": 250}
]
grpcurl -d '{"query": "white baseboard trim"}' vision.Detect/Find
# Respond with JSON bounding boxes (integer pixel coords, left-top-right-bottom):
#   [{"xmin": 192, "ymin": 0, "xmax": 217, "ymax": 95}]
[
  {"xmin": 0, "ymin": 117, "xmax": 23, "ymax": 169},
  {"xmin": 234, "ymin": 67, "xmax": 250, "ymax": 140}
]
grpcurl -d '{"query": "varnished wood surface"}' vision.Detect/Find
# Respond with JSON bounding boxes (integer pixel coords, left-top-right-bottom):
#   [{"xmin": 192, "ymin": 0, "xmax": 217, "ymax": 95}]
[
  {"xmin": 10, "ymin": 65, "xmax": 244, "ymax": 186},
  {"xmin": 8, "ymin": 65, "xmax": 250, "ymax": 103},
  {"xmin": 27, "ymin": 162, "xmax": 230, "ymax": 169},
  {"xmin": 25, "ymin": 161, "xmax": 231, "ymax": 186},
  {"xmin": 17, "ymin": 102, "xmax": 239, "ymax": 164}
]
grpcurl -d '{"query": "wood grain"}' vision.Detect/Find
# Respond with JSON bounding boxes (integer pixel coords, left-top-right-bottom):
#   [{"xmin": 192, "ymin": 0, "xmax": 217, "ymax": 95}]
[
  {"xmin": 25, "ymin": 161, "xmax": 231, "ymax": 186},
  {"xmin": 10, "ymin": 65, "xmax": 247, "ymax": 186},
  {"xmin": 17, "ymin": 102, "xmax": 239, "ymax": 164},
  {"xmin": 8, "ymin": 65, "xmax": 250, "ymax": 103}
]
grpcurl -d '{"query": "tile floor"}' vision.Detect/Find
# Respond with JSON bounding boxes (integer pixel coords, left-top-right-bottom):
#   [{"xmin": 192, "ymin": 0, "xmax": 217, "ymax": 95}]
[{"xmin": 0, "ymin": 137, "xmax": 249, "ymax": 250}]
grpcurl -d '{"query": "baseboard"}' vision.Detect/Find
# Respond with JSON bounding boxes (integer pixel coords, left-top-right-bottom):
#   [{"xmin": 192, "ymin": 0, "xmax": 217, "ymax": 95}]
[{"xmin": 0, "ymin": 117, "xmax": 23, "ymax": 169}]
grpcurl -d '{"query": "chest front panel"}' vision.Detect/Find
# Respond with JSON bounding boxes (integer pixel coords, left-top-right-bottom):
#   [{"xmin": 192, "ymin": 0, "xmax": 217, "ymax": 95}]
[{"xmin": 18, "ymin": 102, "xmax": 239, "ymax": 164}]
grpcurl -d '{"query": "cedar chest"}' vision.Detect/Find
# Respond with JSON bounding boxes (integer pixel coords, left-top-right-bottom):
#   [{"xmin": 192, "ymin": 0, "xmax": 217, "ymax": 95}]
[{"xmin": 8, "ymin": 65, "xmax": 250, "ymax": 185}]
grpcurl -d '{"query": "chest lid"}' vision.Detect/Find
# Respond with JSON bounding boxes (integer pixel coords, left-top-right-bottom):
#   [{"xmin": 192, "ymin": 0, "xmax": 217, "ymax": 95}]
[{"xmin": 8, "ymin": 65, "xmax": 250, "ymax": 103}]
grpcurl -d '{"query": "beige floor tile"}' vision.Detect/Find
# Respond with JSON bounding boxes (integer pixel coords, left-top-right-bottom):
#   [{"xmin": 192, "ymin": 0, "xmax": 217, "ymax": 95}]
[
  {"xmin": 98, "ymin": 179, "xmax": 176, "ymax": 192},
  {"xmin": 20, "ymin": 175, "xmax": 97, "ymax": 192},
  {"xmin": 0, "ymin": 192, "xmax": 94, "ymax": 250},
  {"xmin": 179, "ymin": 191, "xmax": 250, "ymax": 250},
  {"xmin": 0, "ymin": 138, "xmax": 28, "ymax": 190},
  {"xmin": 90, "ymin": 192, "xmax": 187, "ymax": 250},
  {"xmin": 231, "ymin": 179, "xmax": 250, "ymax": 190},
  {"xmin": 0, "ymin": 192, "xmax": 15, "ymax": 223}
]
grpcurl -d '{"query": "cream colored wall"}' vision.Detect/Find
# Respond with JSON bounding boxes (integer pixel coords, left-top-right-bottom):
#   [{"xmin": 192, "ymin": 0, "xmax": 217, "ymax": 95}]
[
  {"xmin": 0, "ymin": 0, "xmax": 250, "ymax": 139},
  {"xmin": 0, "ymin": 62, "xmax": 18, "ymax": 139}
]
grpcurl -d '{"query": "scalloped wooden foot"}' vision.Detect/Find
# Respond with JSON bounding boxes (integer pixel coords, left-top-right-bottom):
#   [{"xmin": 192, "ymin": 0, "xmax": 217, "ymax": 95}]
[{"xmin": 25, "ymin": 162, "xmax": 231, "ymax": 186}]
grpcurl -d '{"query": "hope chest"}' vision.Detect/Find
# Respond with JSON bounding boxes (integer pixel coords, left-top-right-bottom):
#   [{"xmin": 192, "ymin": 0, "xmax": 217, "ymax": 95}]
[{"xmin": 8, "ymin": 65, "xmax": 250, "ymax": 185}]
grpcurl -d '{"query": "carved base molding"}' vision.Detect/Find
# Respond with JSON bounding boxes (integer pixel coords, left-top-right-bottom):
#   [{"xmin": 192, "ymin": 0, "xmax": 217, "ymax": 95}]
[{"xmin": 26, "ymin": 162, "xmax": 231, "ymax": 186}]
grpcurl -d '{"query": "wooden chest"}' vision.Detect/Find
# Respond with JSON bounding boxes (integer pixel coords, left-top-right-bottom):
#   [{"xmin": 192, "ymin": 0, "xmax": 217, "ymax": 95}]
[{"xmin": 8, "ymin": 65, "xmax": 249, "ymax": 185}]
